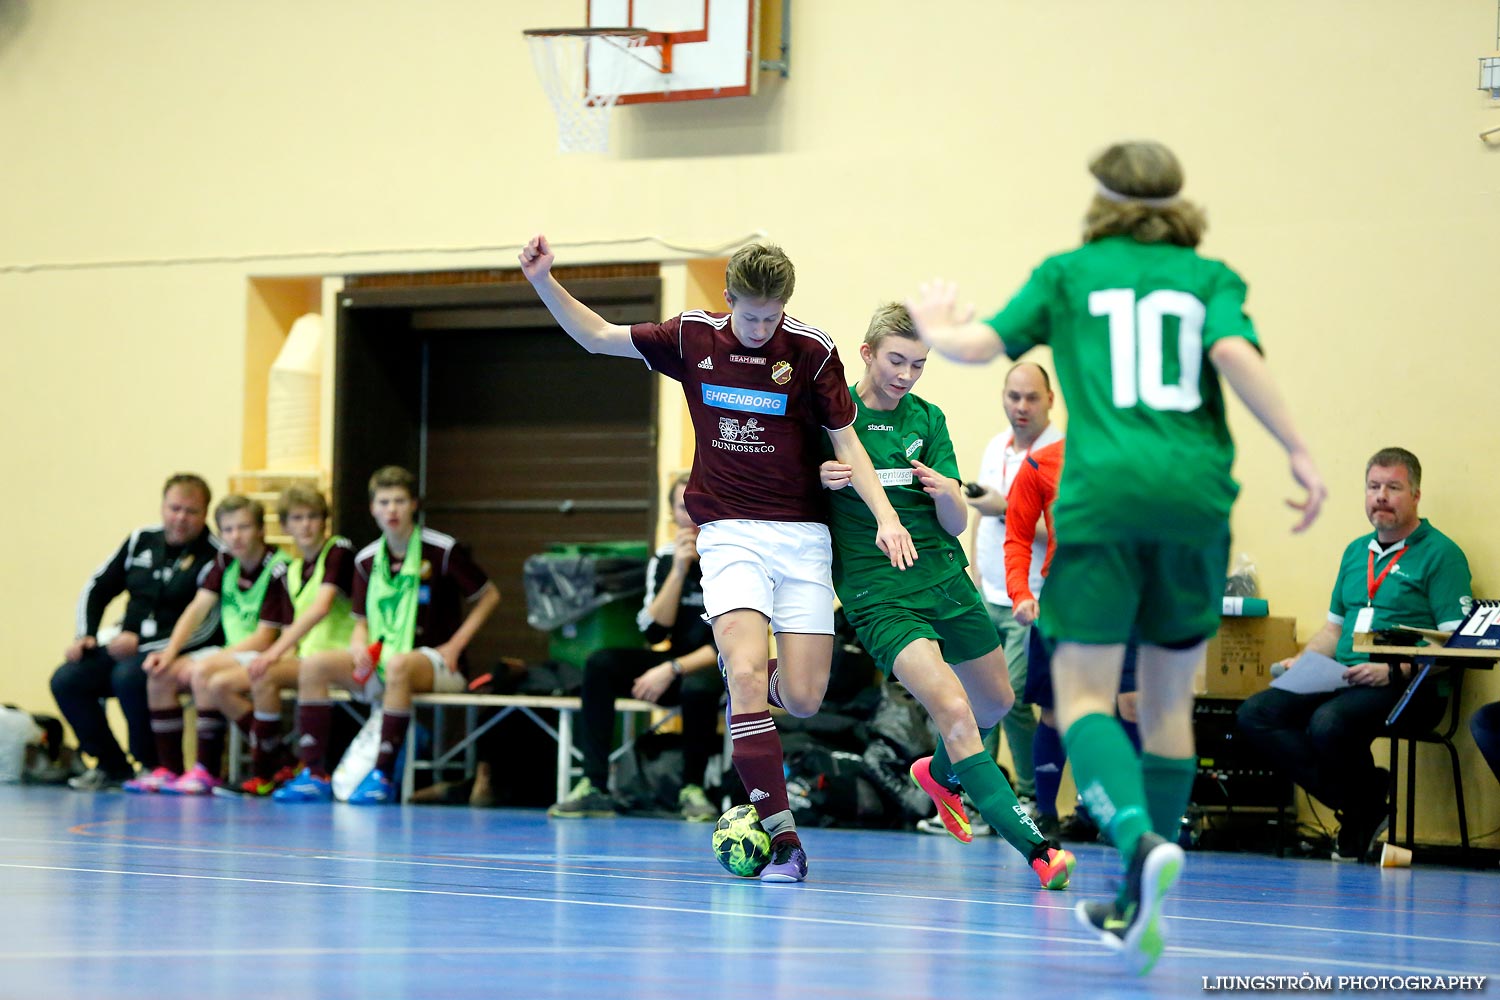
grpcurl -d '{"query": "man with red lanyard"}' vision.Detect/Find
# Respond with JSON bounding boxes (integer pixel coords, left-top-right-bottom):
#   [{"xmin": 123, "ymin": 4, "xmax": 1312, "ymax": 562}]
[
  {"xmin": 963, "ymin": 362, "xmax": 1062, "ymax": 806},
  {"xmin": 1238, "ymin": 447, "xmax": 1471, "ymax": 861}
]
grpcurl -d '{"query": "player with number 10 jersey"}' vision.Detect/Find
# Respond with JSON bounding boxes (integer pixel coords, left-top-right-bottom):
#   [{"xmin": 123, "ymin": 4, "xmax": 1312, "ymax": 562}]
[{"xmin": 985, "ymin": 237, "xmax": 1257, "ymax": 548}]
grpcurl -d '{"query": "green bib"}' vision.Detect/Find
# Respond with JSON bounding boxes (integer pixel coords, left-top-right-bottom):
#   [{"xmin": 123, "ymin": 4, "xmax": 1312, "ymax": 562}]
[
  {"xmin": 289, "ymin": 537, "xmax": 356, "ymax": 656},
  {"xmin": 365, "ymin": 530, "xmax": 423, "ymax": 679},
  {"xmin": 221, "ymin": 552, "xmax": 286, "ymax": 646}
]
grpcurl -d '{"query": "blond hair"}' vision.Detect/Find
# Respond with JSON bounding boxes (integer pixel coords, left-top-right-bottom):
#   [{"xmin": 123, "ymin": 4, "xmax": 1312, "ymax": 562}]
[
  {"xmin": 1083, "ymin": 141, "xmax": 1207, "ymax": 248},
  {"xmin": 725, "ymin": 243, "xmax": 796, "ymax": 304},
  {"xmin": 862, "ymin": 302, "xmax": 919, "ymax": 351},
  {"xmin": 277, "ymin": 485, "xmax": 330, "ymax": 523},
  {"xmin": 214, "ymin": 494, "xmax": 265, "ymax": 530}
]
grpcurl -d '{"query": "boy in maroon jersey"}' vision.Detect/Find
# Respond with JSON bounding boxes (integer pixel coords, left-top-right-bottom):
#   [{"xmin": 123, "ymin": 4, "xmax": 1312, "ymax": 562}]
[
  {"xmin": 275, "ymin": 466, "xmax": 500, "ymax": 805},
  {"xmin": 520, "ymin": 235, "xmax": 916, "ymax": 882},
  {"xmin": 128, "ymin": 495, "xmax": 294, "ymax": 795}
]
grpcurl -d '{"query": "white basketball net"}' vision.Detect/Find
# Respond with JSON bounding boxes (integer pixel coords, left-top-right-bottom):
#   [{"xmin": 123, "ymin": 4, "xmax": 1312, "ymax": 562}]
[{"xmin": 526, "ymin": 31, "xmax": 651, "ymax": 154}]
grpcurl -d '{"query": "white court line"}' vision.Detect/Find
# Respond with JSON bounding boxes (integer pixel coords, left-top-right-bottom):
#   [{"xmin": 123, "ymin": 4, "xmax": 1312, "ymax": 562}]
[
  {"xmin": 0, "ymin": 861, "xmax": 1477, "ymax": 979},
  {"xmin": 3, "ymin": 834, "xmax": 1495, "ymax": 951},
  {"xmin": 0, "ymin": 943, "xmax": 1078, "ymax": 963},
  {"xmin": 315, "ymin": 854, "xmax": 1500, "ymax": 952}
]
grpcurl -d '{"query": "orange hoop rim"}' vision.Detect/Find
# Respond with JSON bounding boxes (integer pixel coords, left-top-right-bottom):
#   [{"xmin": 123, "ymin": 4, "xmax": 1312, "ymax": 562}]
[{"xmin": 523, "ymin": 27, "xmax": 653, "ymax": 39}]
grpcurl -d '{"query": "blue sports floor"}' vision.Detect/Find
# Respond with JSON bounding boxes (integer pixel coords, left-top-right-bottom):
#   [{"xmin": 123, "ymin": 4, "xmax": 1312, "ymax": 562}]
[{"xmin": 1, "ymin": 785, "xmax": 1495, "ymax": 999}]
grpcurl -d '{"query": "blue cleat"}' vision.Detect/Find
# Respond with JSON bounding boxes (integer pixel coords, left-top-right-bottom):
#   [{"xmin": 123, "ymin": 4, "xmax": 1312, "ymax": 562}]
[
  {"xmin": 347, "ymin": 768, "xmax": 397, "ymax": 805},
  {"xmin": 272, "ymin": 767, "xmax": 333, "ymax": 803}
]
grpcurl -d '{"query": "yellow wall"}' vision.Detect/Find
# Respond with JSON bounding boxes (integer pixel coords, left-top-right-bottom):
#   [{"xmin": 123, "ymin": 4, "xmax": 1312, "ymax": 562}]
[{"xmin": 3, "ymin": 1, "xmax": 1497, "ymax": 845}]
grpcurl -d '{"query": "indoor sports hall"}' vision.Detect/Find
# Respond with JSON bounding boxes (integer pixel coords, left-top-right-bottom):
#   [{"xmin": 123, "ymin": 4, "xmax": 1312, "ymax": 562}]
[{"xmin": 3, "ymin": 3, "xmax": 1498, "ymax": 997}]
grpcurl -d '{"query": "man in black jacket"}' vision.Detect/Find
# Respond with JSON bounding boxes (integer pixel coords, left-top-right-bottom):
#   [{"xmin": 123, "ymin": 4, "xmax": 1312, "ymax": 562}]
[
  {"xmin": 549, "ymin": 474, "xmax": 723, "ymax": 820},
  {"xmin": 51, "ymin": 474, "xmax": 222, "ymax": 790}
]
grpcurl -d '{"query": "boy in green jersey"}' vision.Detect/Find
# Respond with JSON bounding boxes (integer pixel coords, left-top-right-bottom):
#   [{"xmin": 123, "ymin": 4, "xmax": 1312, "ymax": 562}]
[
  {"xmin": 212, "ymin": 486, "xmax": 359, "ymax": 795},
  {"xmin": 130, "ymin": 495, "xmax": 294, "ymax": 795},
  {"xmin": 907, "ymin": 141, "xmax": 1327, "ymax": 974},
  {"xmin": 820, "ymin": 303, "xmax": 1076, "ymax": 890}
]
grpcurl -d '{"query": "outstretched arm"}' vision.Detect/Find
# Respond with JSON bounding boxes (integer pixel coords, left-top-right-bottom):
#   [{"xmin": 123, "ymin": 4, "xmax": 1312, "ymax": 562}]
[
  {"xmin": 519, "ymin": 234, "xmax": 643, "ymax": 359},
  {"xmin": 906, "ymin": 280, "xmax": 1008, "ymax": 364},
  {"xmin": 827, "ymin": 425, "xmax": 917, "ymax": 569},
  {"xmin": 1209, "ymin": 337, "xmax": 1326, "ymax": 533}
]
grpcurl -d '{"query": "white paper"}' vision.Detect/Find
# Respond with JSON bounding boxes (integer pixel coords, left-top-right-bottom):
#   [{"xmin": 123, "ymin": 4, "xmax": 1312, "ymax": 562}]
[{"xmin": 1270, "ymin": 649, "xmax": 1352, "ymax": 694}]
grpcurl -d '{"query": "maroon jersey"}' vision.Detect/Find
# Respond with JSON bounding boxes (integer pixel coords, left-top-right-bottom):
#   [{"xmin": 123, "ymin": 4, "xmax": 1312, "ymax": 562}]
[
  {"xmin": 631, "ymin": 310, "xmax": 856, "ymax": 525},
  {"xmin": 350, "ymin": 527, "xmax": 491, "ymax": 668},
  {"xmin": 196, "ymin": 549, "xmax": 294, "ymax": 629}
]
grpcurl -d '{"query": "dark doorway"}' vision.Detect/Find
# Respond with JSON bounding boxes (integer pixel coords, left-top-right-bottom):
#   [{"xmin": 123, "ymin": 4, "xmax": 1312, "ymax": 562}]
[{"xmin": 333, "ymin": 271, "xmax": 660, "ymax": 670}]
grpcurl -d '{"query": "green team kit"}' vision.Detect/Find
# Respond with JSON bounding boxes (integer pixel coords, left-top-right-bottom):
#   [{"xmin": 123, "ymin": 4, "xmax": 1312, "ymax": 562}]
[
  {"xmin": 825, "ymin": 386, "xmax": 999, "ymax": 674},
  {"xmin": 986, "ymin": 235, "xmax": 1257, "ymax": 644}
]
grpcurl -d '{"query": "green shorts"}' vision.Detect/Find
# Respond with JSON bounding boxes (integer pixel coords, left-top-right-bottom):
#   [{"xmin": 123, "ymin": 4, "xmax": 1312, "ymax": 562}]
[
  {"xmin": 843, "ymin": 574, "xmax": 1001, "ymax": 677},
  {"xmin": 1040, "ymin": 531, "xmax": 1230, "ymax": 646}
]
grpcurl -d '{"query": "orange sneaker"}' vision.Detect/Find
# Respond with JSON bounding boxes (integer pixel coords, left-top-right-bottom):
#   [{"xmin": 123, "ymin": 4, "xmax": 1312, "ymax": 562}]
[
  {"xmin": 909, "ymin": 756, "xmax": 972, "ymax": 843},
  {"xmin": 1032, "ymin": 846, "xmax": 1077, "ymax": 890}
]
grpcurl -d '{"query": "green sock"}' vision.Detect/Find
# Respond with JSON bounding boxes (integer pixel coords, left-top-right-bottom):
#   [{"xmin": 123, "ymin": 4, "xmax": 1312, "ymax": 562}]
[
  {"xmin": 931, "ymin": 725, "xmax": 998, "ymax": 793},
  {"xmin": 1142, "ymin": 752, "xmax": 1197, "ymax": 840},
  {"xmin": 953, "ymin": 747, "xmax": 1046, "ymax": 860},
  {"xmin": 1063, "ymin": 713, "xmax": 1152, "ymax": 865}
]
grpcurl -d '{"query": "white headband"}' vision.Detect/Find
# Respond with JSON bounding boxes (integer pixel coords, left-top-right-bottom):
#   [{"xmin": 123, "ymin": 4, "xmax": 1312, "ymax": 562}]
[{"xmin": 1095, "ymin": 180, "xmax": 1180, "ymax": 208}]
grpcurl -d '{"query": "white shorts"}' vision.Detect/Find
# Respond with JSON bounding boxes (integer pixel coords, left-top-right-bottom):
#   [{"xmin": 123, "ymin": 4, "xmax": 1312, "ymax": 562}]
[
  {"xmin": 189, "ymin": 647, "xmax": 258, "ymax": 668},
  {"xmin": 359, "ymin": 646, "xmax": 466, "ymax": 702},
  {"xmin": 696, "ymin": 519, "xmax": 835, "ymax": 635}
]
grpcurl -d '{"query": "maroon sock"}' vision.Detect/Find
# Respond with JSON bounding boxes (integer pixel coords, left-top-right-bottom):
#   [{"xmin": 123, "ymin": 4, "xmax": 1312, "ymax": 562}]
[
  {"xmin": 295, "ymin": 702, "xmax": 333, "ymax": 775},
  {"xmin": 729, "ymin": 710, "xmax": 796, "ymax": 842},
  {"xmin": 150, "ymin": 707, "xmax": 185, "ymax": 775},
  {"xmin": 250, "ymin": 713, "xmax": 281, "ymax": 779},
  {"xmin": 195, "ymin": 709, "xmax": 227, "ymax": 776},
  {"xmin": 233, "ymin": 713, "xmax": 252, "ymax": 737},
  {"xmin": 765, "ymin": 657, "xmax": 785, "ymax": 710},
  {"xmin": 374, "ymin": 710, "xmax": 411, "ymax": 776}
]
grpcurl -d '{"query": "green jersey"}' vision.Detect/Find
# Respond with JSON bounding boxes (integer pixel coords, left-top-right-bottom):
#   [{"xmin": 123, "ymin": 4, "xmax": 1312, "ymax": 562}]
[
  {"xmin": 986, "ymin": 235, "xmax": 1260, "ymax": 544},
  {"xmin": 825, "ymin": 386, "xmax": 968, "ymax": 608},
  {"xmin": 1328, "ymin": 519, "xmax": 1472, "ymax": 666}
]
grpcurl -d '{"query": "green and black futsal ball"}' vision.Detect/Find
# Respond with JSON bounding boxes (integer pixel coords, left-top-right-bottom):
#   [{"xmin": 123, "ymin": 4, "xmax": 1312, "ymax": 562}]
[{"xmin": 712, "ymin": 804, "xmax": 772, "ymax": 877}]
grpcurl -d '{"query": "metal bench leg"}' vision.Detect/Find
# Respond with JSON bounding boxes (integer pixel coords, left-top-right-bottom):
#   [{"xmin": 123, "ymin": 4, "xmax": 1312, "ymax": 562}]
[{"xmin": 556, "ymin": 708, "xmax": 574, "ymax": 805}]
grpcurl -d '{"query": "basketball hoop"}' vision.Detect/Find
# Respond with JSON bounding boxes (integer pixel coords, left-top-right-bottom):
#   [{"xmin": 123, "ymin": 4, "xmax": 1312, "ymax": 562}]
[{"xmin": 524, "ymin": 28, "xmax": 661, "ymax": 154}]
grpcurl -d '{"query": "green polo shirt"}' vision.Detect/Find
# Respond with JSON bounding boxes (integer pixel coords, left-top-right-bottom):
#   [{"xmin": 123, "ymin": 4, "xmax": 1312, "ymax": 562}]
[{"xmin": 1328, "ymin": 519, "xmax": 1472, "ymax": 665}]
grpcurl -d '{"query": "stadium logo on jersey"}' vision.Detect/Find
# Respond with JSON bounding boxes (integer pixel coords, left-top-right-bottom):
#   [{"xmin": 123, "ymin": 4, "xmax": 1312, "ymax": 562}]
[
  {"xmin": 903, "ymin": 435, "xmax": 924, "ymax": 459},
  {"xmin": 697, "ymin": 357, "xmax": 714, "ymax": 370},
  {"xmin": 701, "ymin": 382, "xmax": 787, "ymax": 415},
  {"xmin": 713, "ymin": 417, "xmax": 774, "ymax": 454},
  {"xmin": 729, "ymin": 353, "xmax": 766, "ymax": 365},
  {"xmin": 866, "ymin": 423, "xmax": 894, "ymax": 432},
  {"xmin": 770, "ymin": 360, "xmax": 793, "ymax": 385}
]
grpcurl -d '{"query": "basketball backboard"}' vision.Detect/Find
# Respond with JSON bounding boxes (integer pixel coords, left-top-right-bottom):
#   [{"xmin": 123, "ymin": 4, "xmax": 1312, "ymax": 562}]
[{"xmin": 587, "ymin": 0, "xmax": 760, "ymax": 104}]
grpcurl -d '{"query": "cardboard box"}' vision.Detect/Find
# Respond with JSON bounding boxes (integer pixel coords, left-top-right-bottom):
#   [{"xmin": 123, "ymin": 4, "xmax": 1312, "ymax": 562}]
[{"xmin": 1195, "ymin": 616, "xmax": 1300, "ymax": 699}]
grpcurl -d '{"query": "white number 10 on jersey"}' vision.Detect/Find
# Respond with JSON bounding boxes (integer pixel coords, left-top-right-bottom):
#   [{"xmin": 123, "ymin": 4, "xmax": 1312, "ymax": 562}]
[{"xmin": 1089, "ymin": 288, "xmax": 1205, "ymax": 412}]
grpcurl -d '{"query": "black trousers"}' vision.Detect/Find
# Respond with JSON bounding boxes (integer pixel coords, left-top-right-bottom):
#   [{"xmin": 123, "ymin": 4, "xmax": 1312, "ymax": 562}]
[
  {"xmin": 50, "ymin": 647, "xmax": 154, "ymax": 775},
  {"xmin": 579, "ymin": 647, "xmax": 722, "ymax": 790},
  {"xmin": 1236, "ymin": 680, "xmax": 1441, "ymax": 815}
]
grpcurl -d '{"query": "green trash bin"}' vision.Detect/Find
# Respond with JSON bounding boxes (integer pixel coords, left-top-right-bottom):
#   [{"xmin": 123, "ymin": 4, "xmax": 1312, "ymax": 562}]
[{"xmin": 523, "ymin": 541, "xmax": 651, "ymax": 670}]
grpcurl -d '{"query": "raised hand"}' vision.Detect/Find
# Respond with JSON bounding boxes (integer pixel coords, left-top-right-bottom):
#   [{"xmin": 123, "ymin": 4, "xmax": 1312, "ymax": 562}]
[{"xmin": 518, "ymin": 234, "xmax": 555, "ymax": 282}]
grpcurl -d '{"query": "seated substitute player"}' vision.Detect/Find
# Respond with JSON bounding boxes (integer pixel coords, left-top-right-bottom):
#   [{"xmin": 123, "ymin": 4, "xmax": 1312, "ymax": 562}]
[
  {"xmin": 276, "ymin": 466, "xmax": 500, "ymax": 805},
  {"xmin": 818, "ymin": 303, "xmax": 1076, "ymax": 889},
  {"xmin": 51, "ymin": 473, "xmax": 222, "ymax": 790},
  {"xmin": 550, "ymin": 473, "xmax": 722, "ymax": 821},
  {"xmin": 519, "ymin": 235, "xmax": 916, "ymax": 883},
  {"xmin": 127, "ymin": 494, "xmax": 293, "ymax": 795},
  {"xmin": 214, "ymin": 485, "xmax": 358, "ymax": 795},
  {"xmin": 907, "ymin": 140, "xmax": 1325, "ymax": 974}
]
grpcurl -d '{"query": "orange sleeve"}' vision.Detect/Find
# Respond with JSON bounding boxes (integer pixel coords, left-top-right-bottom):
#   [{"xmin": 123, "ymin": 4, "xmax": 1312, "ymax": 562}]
[
  {"xmin": 1004, "ymin": 458, "xmax": 1046, "ymax": 606},
  {"xmin": 1035, "ymin": 443, "xmax": 1064, "ymax": 582}
]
